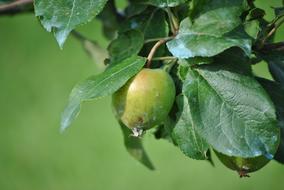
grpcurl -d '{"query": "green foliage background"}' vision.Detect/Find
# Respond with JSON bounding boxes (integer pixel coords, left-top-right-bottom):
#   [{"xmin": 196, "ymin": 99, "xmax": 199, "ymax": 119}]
[{"xmin": 0, "ymin": 0, "xmax": 283, "ymax": 189}]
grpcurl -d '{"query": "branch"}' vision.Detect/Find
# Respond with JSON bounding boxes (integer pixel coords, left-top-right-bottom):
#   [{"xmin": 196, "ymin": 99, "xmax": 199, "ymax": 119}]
[
  {"xmin": 254, "ymin": 42, "xmax": 284, "ymax": 53},
  {"xmin": 259, "ymin": 15, "xmax": 284, "ymax": 47},
  {"xmin": 0, "ymin": 0, "xmax": 33, "ymax": 15}
]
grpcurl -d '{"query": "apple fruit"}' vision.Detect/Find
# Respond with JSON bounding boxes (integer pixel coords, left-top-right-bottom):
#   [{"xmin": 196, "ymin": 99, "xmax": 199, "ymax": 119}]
[
  {"xmin": 214, "ymin": 150, "xmax": 272, "ymax": 177},
  {"xmin": 112, "ymin": 68, "xmax": 176, "ymax": 136}
]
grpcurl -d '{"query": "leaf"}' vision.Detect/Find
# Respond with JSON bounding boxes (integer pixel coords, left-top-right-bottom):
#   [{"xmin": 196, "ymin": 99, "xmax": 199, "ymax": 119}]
[
  {"xmin": 189, "ymin": 0, "xmax": 247, "ymax": 19},
  {"xmin": 120, "ymin": 8, "xmax": 169, "ymax": 39},
  {"xmin": 98, "ymin": 0, "xmax": 123, "ymax": 40},
  {"xmin": 213, "ymin": 47, "xmax": 252, "ymax": 75},
  {"xmin": 257, "ymin": 78, "xmax": 284, "ymax": 164},
  {"xmin": 125, "ymin": 2, "xmax": 148, "ymax": 18},
  {"xmin": 134, "ymin": 0, "xmax": 188, "ymax": 7},
  {"xmin": 172, "ymin": 95, "xmax": 209, "ymax": 160},
  {"xmin": 262, "ymin": 52, "xmax": 284, "ymax": 85},
  {"xmin": 119, "ymin": 122, "xmax": 155, "ymax": 170},
  {"xmin": 34, "ymin": 0, "xmax": 108, "ymax": 48},
  {"xmin": 244, "ymin": 20, "xmax": 260, "ymax": 39},
  {"xmin": 120, "ymin": 7, "xmax": 169, "ymax": 58},
  {"xmin": 183, "ymin": 62, "xmax": 279, "ymax": 158},
  {"xmin": 274, "ymin": 7, "xmax": 284, "ymax": 17},
  {"xmin": 108, "ymin": 30, "xmax": 144, "ymax": 64},
  {"xmin": 167, "ymin": 0, "xmax": 252, "ymax": 58},
  {"xmin": 61, "ymin": 56, "xmax": 146, "ymax": 131}
]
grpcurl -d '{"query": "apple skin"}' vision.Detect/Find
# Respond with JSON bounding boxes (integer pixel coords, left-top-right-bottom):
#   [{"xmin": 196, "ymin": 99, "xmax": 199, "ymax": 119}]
[
  {"xmin": 214, "ymin": 150, "xmax": 271, "ymax": 176},
  {"xmin": 112, "ymin": 68, "xmax": 176, "ymax": 131}
]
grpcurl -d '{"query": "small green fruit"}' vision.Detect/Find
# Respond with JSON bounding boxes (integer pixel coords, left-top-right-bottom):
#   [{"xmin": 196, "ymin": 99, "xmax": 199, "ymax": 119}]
[
  {"xmin": 112, "ymin": 68, "xmax": 176, "ymax": 136},
  {"xmin": 214, "ymin": 150, "xmax": 271, "ymax": 177}
]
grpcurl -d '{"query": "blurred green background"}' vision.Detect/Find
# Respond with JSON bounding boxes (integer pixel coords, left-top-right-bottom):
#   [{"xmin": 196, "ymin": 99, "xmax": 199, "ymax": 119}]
[{"xmin": 0, "ymin": 1, "xmax": 283, "ymax": 190}]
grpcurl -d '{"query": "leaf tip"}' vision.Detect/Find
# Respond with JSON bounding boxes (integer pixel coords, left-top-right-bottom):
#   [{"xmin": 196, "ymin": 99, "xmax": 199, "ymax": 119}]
[{"xmin": 55, "ymin": 29, "xmax": 71, "ymax": 49}]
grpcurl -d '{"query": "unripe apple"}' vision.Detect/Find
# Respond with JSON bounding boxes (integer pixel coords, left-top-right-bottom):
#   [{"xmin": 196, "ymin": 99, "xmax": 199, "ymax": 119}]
[
  {"xmin": 214, "ymin": 150, "xmax": 271, "ymax": 177},
  {"xmin": 112, "ymin": 68, "xmax": 176, "ymax": 136}
]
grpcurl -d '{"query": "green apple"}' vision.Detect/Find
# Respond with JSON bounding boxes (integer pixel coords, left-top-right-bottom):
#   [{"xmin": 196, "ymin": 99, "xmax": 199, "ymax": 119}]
[
  {"xmin": 214, "ymin": 150, "xmax": 271, "ymax": 177},
  {"xmin": 112, "ymin": 68, "xmax": 176, "ymax": 136}
]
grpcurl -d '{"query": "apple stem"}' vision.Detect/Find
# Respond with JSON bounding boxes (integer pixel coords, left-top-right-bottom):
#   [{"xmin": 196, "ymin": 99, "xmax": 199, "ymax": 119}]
[
  {"xmin": 146, "ymin": 37, "xmax": 174, "ymax": 68},
  {"xmin": 144, "ymin": 37, "xmax": 175, "ymax": 44},
  {"xmin": 238, "ymin": 170, "xmax": 250, "ymax": 178}
]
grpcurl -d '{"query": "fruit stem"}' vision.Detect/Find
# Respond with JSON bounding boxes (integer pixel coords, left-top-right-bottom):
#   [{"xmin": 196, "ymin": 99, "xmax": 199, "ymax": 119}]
[
  {"xmin": 144, "ymin": 37, "xmax": 175, "ymax": 44},
  {"xmin": 146, "ymin": 37, "xmax": 174, "ymax": 68},
  {"xmin": 152, "ymin": 56, "xmax": 177, "ymax": 61},
  {"xmin": 238, "ymin": 170, "xmax": 250, "ymax": 178}
]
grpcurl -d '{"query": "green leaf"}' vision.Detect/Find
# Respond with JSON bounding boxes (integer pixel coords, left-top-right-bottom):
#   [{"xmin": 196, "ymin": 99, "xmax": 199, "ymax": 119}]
[
  {"xmin": 244, "ymin": 20, "xmax": 260, "ymax": 39},
  {"xmin": 125, "ymin": 2, "xmax": 148, "ymax": 18},
  {"xmin": 98, "ymin": 0, "xmax": 123, "ymax": 40},
  {"xmin": 108, "ymin": 30, "xmax": 144, "ymax": 64},
  {"xmin": 172, "ymin": 95, "xmax": 209, "ymax": 160},
  {"xmin": 274, "ymin": 7, "xmax": 284, "ymax": 17},
  {"xmin": 134, "ymin": 0, "xmax": 188, "ymax": 7},
  {"xmin": 213, "ymin": 47, "xmax": 252, "ymax": 75},
  {"xmin": 61, "ymin": 56, "xmax": 146, "ymax": 131},
  {"xmin": 119, "ymin": 122, "xmax": 155, "ymax": 170},
  {"xmin": 262, "ymin": 52, "xmax": 284, "ymax": 85},
  {"xmin": 189, "ymin": 0, "xmax": 247, "ymax": 19},
  {"xmin": 183, "ymin": 62, "xmax": 279, "ymax": 158},
  {"xmin": 257, "ymin": 78, "xmax": 284, "ymax": 164},
  {"xmin": 34, "ymin": 0, "xmax": 108, "ymax": 48},
  {"xmin": 167, "ymin": 0, "xmax": 251, "ymax": 58},
  {"xmin": 121, "ymin": 8, "xmax": 169, "ymax": 39}
]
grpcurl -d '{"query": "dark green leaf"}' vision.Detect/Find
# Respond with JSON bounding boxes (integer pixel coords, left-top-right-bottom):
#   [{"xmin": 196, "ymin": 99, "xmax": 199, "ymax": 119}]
[
  {"xmin": 61, "ymin": 56, "xmax": 146, "ymax": 131},
  {"xmin": 121, "ymin": 8, "xmax": 169, "ymax": 39},
  {"xmin": 34, "ymin": 0, "xmax": 108, "ymax": 48},
  {"xmin": 262, "ymin": 52, "xmax": 284, "ymax": 85},
  {"xmin": 213, "ymin": 47, "xmax": 252, "ymax": 75},
  {"xmin": 172, "ymin": 95, "xmax": 209, "ymax": 160},
  {"xmin": 274, "ymin": 7, "xmax": 284, "ymax": 17},
  {"xmin": 120, "ymin": 122, "xmax": 155, "ymax": 170},
  {"xmin": 183, "ymin": 62, "xmax": 279, "ymax": 158},
  {"xmin": 257, "ymin": 78, "xmax": 284, "ymax": 164},
  {"xmin": 189, "ymin": 0, "xmax": 247, "ymax": 20},
  {"xmin": 154, "ymin": 125, "xmax": 170, "ymax": 140},
  {"xmin": 125, "ymin": 2, "xmax": 148, "ymax": 18},
  {"xmin": 98, "ymin": 0, "xmax": 123, "ymax": 40},
  {"xmin": 108, "ymin": 30, "xmax": 144, "ymax": 64}
]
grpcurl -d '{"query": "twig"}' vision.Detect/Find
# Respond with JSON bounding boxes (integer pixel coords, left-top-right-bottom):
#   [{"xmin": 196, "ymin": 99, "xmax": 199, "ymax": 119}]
[
  {"xmin": 260, "ymin": 15, "xmax": 284, "ymax": 46},
  {"xmin": 0, "ymin": 0, "xmax": 33, "ymax": 15},
  {"xmin": 256, "ymin": 42, "xmax": 284, "ymax": 53}
]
